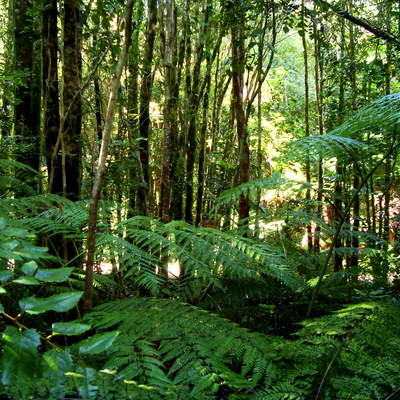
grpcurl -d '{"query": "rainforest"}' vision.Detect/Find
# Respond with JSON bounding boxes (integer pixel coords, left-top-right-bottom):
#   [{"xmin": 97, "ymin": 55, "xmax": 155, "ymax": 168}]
[{"xmin": 1, "ymin": 0, "xmax": 400, "ymax": 399}]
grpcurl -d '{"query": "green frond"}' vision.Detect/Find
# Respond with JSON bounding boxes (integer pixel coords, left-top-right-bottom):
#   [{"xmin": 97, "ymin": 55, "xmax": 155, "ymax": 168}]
[
  {"xmin": 80, "ymin": 299, "xmax": 400, "ymax": 399},
  {"xmin": 331, "ymin": 93, "xmax": 400, "ymax": 137},
  {"xmin": 287, "ymin": 134, "xmax": 366, "ymax": 162},
  {"xmin": 215, "ymin": 172, "xmax": 300, "ymax": 208},
  {"xmin": 120, "ymin": 216, "xmax": 305, "ymax": 293}
]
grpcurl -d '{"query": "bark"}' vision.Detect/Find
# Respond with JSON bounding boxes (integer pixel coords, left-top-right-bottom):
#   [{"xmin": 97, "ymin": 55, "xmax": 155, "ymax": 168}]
[
  {"xmin": 231, "ymin": 4, "xmax": 249, "ymax": 224},
  {"xmin": 185, "ymin": 1, "xmax": 211, "ymax": 223},
  {"xmin": 160, "ymin": 0, "xmax": 178, "ymax": 223},
  {"xmin": 94, "ymin": 75, "xmax": 103, "ymax": 141},
  {"xmin": 81, "ymin": 0, "xmax": 134, "ymax": 315},
  {"xmin": 333, "ymin": 20, "xmax": 345, "ymax": 272},
  {"xmin": 349, "ymin": 0, "xmax": 360, "ymax": 270},
  {"xmin": 301, "ymin": 0, "xmax": 313, "ymax": 252},
  {"xmin": 1, "ymin": 3, "xmax": 12, "ymax": 139},
  {"xmin": 127, "ymin": 1, "xmax": 142, "ymax": 217},
  {"xmin": 169, "ymin": 0, "xmax": 188, "ymax": 221},
  {"xmin": 137, "ymin": 0, "xmax": 157, "ymax": 216},
  {"xmin": 43, "ymin": 0, "xmax": 61, "ymax": 194},
  {"xmin": 93, "ymin": 0, "xmax": 104, "ymax": 141},
  {"xmin": 62, "ymin": 0, "xmax": 82, "ymax": 201},
  {"xmin": 313, "ymin": 13, "xmax": 324, "ymax": 254},
  {"xmin": 13, "ymin": 0, "xmax": 41, "ymax": 190}
]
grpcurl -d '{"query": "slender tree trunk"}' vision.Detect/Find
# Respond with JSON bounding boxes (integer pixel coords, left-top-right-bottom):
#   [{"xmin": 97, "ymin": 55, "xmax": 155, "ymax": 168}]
[
  {"xmin": 383, "ymin": 0, "xmax": 392, "ymax": 258},
  {"xmin": 0, "ymin": 2, "xmax": 12, "ymax": 139},
  {"xmin": 160, "ymin": 0, "xmax": 178, "ymax": 223},
  {"xmin": 137, "ymin": 0, "xmax": 157, "ymax": 216},
  {"xmin": 231, "ymin": 4, "xmax": 249, "ymax": 224},
  {"xmin": 13, "ymin": 0, "xmax": 41, "ymax": 191},
  {"xmin": 81, "ymin": 0, "xmax": 134, "ymax": 315},
  {"xmin": 185, "ymin": 0, "xmax": 211, "ymax": 223},
  {"xmin": 127, "ymin": 1, "xmax": 142, "ymax": 217},
  {"xmin": 195, "ymin": 40, "xmax": 216, "ymax": 226},
  {"xmin": 169, "ymin": 0, "xmax": 187, "ymax": 221},
  {"xmin": 349, "ymin": 0, "xmax": 360, "ymax": 271},
  {"xmin": 93, "ymin": 74, "xmax": 103, "ymax": 141},
  {"xmin": 301, "ymin": 0, "xmax": 313, "ymax": 252},
  {"xmin": 62, "ymin": 0, "xmax": 82, "ymax": 201},
  {"xmin": 333, "ymin": 20, "xmax": 346, "ymax": 271},
  {"xmin": 43, "ymin": 0, "xmax": 61, "ymax": 194},
  {"xmin": 313, "ymin": 13, "xmax": 324, "ymax": 253}
]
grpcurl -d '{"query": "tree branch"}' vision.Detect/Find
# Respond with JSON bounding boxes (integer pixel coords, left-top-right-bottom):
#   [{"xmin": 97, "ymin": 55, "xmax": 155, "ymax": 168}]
[{"xmin": 314, "ymin": 0, "xmax": 400, "ymax": 49}]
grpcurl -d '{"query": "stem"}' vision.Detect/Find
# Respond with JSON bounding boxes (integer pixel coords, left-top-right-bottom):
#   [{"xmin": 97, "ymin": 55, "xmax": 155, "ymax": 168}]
[{"xmin": 81, "ymin": 0, "xmax": 134, "ymax": 315}]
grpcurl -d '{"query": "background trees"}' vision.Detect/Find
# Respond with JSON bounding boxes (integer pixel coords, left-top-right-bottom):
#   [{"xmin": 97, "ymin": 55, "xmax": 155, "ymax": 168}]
[{"xmin": 1, "ymin": 0, "xmax": 400, "ymax": 398}]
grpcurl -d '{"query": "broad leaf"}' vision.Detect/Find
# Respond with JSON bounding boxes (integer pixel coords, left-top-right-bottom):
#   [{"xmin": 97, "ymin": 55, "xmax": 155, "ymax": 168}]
[
  {"xmin": 1, "ymin": 240, "xmax": 19, "ymax": 251},
  {"xmin": 21, "ymin": 261, "xmax": 38, "ymax": 276},
  {"xmin": 52, "ymin": 322, "xmax": 91, "ymax": 336},
  {"xmin": 13, "ymin": 246, "xmax": 48, "ymax": 259},
  {"xmin": 78, "ymin": 331, "xmax": 120, "ymax": 355},
  {"xmin": 0, "ymin": 327, "xmax": 41, "ymax": 386},
  {"xmin": 2, "ymin": 227, "xmax": 30, "ymax": 238},
  {"xmin": 19, "ymin": 292, "xmax": 83, "ymax": 314},
  {"xmin": 35, "ymin": 267, "xmax": 74, "ymax": 283},
  {"xmin": 0, "ymin": 271, "xmax": 12, "ymax": 283},
  {"xmin": 13, "ymin": 276, "xmax": 40, "ymax": 285}
]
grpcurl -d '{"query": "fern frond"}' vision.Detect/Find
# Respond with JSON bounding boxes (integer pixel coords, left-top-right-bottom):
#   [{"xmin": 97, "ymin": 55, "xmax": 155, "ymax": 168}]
[
  {"xmin": 287, "ymin": 134, "xmax": 366, "ymax": 162},
  {"xmin": 331, "ymin": 93, "xmax": 400, "ymax": 137}
]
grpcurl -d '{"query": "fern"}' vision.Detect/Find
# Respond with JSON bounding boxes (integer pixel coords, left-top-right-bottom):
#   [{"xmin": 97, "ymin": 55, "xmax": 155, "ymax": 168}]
[
  {"xmin": 331, "ymin": 93, "xmax": 400, "ymax": 137},
  {"xmin": 78, "ymin": 298, "xmax": 400, "ymax": 399},
  {"xmin": 120, "ymin": 216, "xmax": 305, "ymax": 294},
  {"xmin": 287, "ymin": 134, "xmax": 366, "ymax": 163}
]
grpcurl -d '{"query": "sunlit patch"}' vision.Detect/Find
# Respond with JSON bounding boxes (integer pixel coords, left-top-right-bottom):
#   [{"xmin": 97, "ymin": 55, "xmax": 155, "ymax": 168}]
[{"xmin": 167, "ymin": 259, "xmax": 180, "ymax": 279}]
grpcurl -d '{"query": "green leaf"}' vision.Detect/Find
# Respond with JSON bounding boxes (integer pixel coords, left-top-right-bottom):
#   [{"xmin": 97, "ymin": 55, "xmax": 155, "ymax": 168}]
[
  {"xmin": 0, "ymin": 287, "xmax": 6, "ymax": 294},
  {"xmin": 0, "ymin": 304, "xmax": 4, "ymax": 313},
  {"xmin": 1, "ymin": 240, "xmax": 19, "ymax": 251},
  {"xmin": 0, "ymin": 217, "xmax": 5, "ymax": 230},
  {"xmin": 52, "ymin": 322, "xmax": 91, "ymax": 336},
  {"xmin": 19, "ymin": 292, "xmax": 83, "ymax": 314},
  {"xmin": 0, "ymin": 271, "xmax": 13, "ymax": 283},
  {"xmin": 3, "ymin": 227, "xmax": 30, "ymax": 238},
  {"xmin": 21, "ymin": 261, "xmax": 38, "ymax": 276},
  {"xmin": 35, "ymin": 267, "xmax": 74, "ymax": 283},
  {"xmin": 78, "ymin": 331, "xmax": 120, "ymax": 355},
  {"xmin": 14, "ymin": 246, "xmax": 48, "ymax": 259},
  {"xmin": 13, "ymin": 276, "xmax": 40, "ymax": 285},
  {"xmin": 1, "ymin": 327, "xmax": 41, "ymax": 386},
  {"xmin": 42, "ymin": 350, "xmax": 74, "ymax": 398}
]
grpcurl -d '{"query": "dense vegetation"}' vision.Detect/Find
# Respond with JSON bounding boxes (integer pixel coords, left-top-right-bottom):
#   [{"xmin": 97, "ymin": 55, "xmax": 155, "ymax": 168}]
[{"xmin": 1, "ymin": 0, "xmax": 400, "ymax": 398}]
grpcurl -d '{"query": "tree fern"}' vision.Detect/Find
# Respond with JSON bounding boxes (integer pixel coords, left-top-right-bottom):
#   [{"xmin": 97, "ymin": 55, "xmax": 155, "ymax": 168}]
[{"xmin": 331, "ymin": 93, "xmax": 400, "ymax": 137}]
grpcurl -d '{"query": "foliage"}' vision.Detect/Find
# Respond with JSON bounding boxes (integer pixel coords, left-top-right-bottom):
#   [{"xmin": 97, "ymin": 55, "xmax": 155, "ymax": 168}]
[{"xmin": 80, "ymin": 299, "xmax": 400, "ymax": 399}]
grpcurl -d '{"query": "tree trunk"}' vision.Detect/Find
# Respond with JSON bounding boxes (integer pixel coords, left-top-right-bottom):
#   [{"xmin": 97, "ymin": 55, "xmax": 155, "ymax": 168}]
[
  {"xmin": 301, "ymin": 0, "xmax": 313, "ymax": 252},
  {"xmin": 184, "ymin": 0, "xmax": 211, "ymax": 223},
  {"xmin": 160, "ymin": 0, "xmax": 178, "ymax": 223},
  {"xmin": 313, "ymin": 12, "xmax": 324, "ymax": 253},
  {"xmin": 43, "ymin": 0, "xmax": 61, "ymax": 195},
  {"xmin": 62, "ymin": 0, "xmax": 82, "ymax": 201},
  {"xmin": 13, "ymin": 0, "xmax": 41, "ymax": 191},
  {"xmin": 137, "ymin": 0, "xmax": 157, "ymax": 216},
  {"xmin": 231, "ymin": 4, "xmax": 249, "ymax": 224},
  {"xmin": 333, "ymin": 20, "xmax": 345, "ymax": 272},
  {"xmin": 127, "ymin": 1, "xmax": 142, "ymax": 217},
  {"xmin": 81, "ymin": 0, "xmax": 134, "ymax": 315}
]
